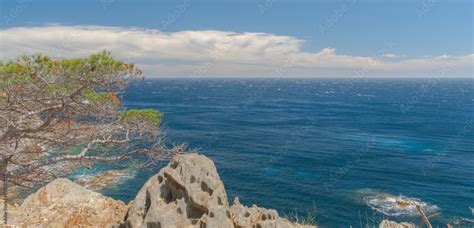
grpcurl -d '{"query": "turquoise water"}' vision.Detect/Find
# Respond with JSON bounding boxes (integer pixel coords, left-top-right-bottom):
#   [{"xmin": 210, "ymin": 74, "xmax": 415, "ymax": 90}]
[{"xmin": 101, "ymin": 79, "xmax": 473, "ymax": 227}]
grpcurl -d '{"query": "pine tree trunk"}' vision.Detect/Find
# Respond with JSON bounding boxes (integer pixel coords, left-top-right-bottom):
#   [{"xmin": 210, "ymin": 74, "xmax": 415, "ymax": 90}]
[{"xmin": 1, "ymin": 159, "xmax": 7, "ymax": 225}]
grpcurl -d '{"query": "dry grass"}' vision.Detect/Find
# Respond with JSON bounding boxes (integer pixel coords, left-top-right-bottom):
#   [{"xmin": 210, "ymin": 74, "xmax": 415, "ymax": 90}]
[{"xmin": 283, "ymin": 206, "xmax": 318, "ymax": 226}]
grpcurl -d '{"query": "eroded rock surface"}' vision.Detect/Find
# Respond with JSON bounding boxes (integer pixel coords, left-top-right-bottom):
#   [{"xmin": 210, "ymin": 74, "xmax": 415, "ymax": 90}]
[
  {"xmin": 230, "ymin": 197, "xmax": 312, "ymax": 228},
  {"xmin": 16, "ymin": 178, "xmax": 128, "ymax": 227},
  {"xmin": 379, "ymin": 220, "xmax": 416, "ymax": 228},
  {"xmin": 123, "ymin": 153, "xmax": 233, "ymax": 227},
  {"xmin": 123, "ymin": 153, "xmax": 314, "ymax": 228}
]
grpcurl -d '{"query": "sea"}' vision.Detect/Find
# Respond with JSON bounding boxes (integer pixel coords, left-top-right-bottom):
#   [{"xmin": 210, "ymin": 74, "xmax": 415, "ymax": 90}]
[{"xmin": 85, "ymin": 78, "xmax": 473, "ymax": 227}]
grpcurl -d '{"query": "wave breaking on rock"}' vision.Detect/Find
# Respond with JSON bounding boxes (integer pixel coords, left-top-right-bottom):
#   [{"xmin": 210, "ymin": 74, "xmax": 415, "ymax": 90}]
[{"xmin": 364, "ymin": 193, "xmax": 439, "ymax": 217}]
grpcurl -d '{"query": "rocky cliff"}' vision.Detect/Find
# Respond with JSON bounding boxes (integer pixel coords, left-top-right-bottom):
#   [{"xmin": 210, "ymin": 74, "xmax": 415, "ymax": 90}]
[{"xmin": 5, "ymin": 153, "xmax": 415, "ymax": 227}]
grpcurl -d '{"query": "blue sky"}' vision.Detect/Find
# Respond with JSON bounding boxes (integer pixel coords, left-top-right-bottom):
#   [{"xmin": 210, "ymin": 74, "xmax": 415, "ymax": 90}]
[{"xmin": 1, "ymin": 0, "xmax": 473, "ymax": 77}]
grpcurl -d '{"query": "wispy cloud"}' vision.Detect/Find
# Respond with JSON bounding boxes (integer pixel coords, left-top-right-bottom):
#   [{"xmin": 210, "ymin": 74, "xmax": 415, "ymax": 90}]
[
  {"xmin": 0, "ymin": 25, "xmax": 472, "ymax": 77},
  {"xmin": 382, "ymin": 53, "xmax": 400, "ymax": 59}
]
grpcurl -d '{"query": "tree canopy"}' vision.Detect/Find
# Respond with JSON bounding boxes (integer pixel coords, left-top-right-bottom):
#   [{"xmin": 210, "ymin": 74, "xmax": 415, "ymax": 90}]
[{"xmin": 0, "ymin": 51, "xmax": 180, "ymax": 190}]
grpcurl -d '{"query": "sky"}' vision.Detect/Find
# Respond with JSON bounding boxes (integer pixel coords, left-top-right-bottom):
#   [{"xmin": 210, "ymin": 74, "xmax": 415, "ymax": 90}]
[{"xmin": 0, "ymin": 0, "xmax": 473, "ymax": 78}]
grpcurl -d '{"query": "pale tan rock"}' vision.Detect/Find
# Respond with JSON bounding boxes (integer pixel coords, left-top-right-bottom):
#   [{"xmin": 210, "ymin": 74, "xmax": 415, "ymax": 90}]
[
  {"xmin": 229, "ymin": 197, "xmax": 315, "ymax": 228},
  {"xmin": 123, "ymin": 153, "xmax": 233, "ymax": 228},
  {"xmin": 0, "ymin": 199, "xmax": 23, "ymax": 226},
  {"xmin": 379, "ymin": 220, "xmax": 416, "ymax": 228},
  {"xmin": 17, "ymin": 178, "xmax": 127, "ymax": 227}
]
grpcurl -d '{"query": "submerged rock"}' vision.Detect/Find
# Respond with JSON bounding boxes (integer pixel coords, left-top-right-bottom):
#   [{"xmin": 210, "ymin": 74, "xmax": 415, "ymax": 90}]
[
  {"xmin": 74, "ymin": 168, "xmax": 135, "ymax": 191},
  {"xmin": 123, "ymin": 153, "xmax": 315, "ymax": 228},
  {"xmin": 364, "ymin": 193, "xmax": 439, "ymax": 217}
]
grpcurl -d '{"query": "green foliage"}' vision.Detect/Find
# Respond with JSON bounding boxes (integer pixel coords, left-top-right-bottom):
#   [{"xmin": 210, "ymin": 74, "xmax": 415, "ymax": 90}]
[
  {"xmin": 0, "ymin": 50, "xmax": 145, "ymax": 111},
  {"xmin": 58, "ymin": 50, "xmax": 125, "ymax": 72},
  {"xmin": 120, "ymin": 109, "xmax": 163, "ymax": 126},
  {"xmin": 82, "ymin": 91, "xmax": 111, "ymax": 104},
  {"xmin": 0, "ymin": 50, "xmax": 133, "ymax": 86},
  {"xmin": 1, "ymin": 50, "xmax": 159, "ymax": 125}
]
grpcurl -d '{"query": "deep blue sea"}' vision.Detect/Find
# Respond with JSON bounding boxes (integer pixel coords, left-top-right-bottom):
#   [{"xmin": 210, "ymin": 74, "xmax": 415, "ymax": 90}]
[{"xmin": 100, "ymin": 79, "xmax": 473, "ymax": 227}]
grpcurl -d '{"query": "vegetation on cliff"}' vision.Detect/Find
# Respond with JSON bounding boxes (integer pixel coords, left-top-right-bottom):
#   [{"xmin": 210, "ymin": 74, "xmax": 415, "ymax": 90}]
[{"xmin": 0, "ymin": 51, "xmax": 181, "ymax": 224}]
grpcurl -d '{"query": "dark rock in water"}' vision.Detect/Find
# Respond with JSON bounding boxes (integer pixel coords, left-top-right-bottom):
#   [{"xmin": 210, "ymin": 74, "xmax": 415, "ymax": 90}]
[{"xmin": 74, "ymin": 168, "xmax": 135, "ymax": 191}]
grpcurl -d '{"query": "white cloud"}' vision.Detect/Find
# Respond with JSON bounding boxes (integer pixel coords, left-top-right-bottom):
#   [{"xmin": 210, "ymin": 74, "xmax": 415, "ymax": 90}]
[
  {"xmin": 382, "ymin": 53, "xmax": 400, "ymax": 58},
  {"xmin": 0, "ymin": 25, "xmax": 472, "ymax": 77}
]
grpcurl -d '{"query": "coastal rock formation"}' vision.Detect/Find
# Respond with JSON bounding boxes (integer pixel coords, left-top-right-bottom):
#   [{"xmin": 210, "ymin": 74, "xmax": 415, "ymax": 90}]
[
  {"xmin": 2, "ymin": 154, "xmax": 431, "ymax": 227},
  {"xmin": 379, "ymin": 220, "xmax": 416, "ymax": 228},
  {"xmin": 230, "ymin": 197, "xmax": 311, "ymax": 228},
  {"xmin": 123, "ymin": 153, "xmax": 315, "ymax": 228},
  {"xmin": 16, "ymin": 178, "xmax": 128, "ymax": 227},
  {"xmin": 123, "ymin": 153, "xmax": 233, "ymax": 227},
  {"xmin": 6, "ymin": 153, "xmax": 315, "ymax": 227}
]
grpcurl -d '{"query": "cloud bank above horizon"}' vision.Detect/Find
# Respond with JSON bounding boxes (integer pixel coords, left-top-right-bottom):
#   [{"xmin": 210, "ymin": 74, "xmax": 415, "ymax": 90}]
[{"xmin": 0, "ymin": 25, "xmax": 472, "ymax": 78}]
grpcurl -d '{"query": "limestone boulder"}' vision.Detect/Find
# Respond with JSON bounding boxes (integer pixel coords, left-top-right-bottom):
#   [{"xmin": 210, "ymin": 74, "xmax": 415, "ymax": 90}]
[
  {"xmin": 18, "ymin": 178, "xmax": 127, "ymax": 227},
  {"xmin": 123, "ymin": 153, "xmax": 233, "ymax": 227}
]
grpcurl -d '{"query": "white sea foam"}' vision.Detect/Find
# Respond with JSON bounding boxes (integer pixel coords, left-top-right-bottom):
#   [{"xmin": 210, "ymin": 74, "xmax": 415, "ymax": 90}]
[{"xmin": 363, "ymin": 194, "xmax": 440, "ymax": 217}]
